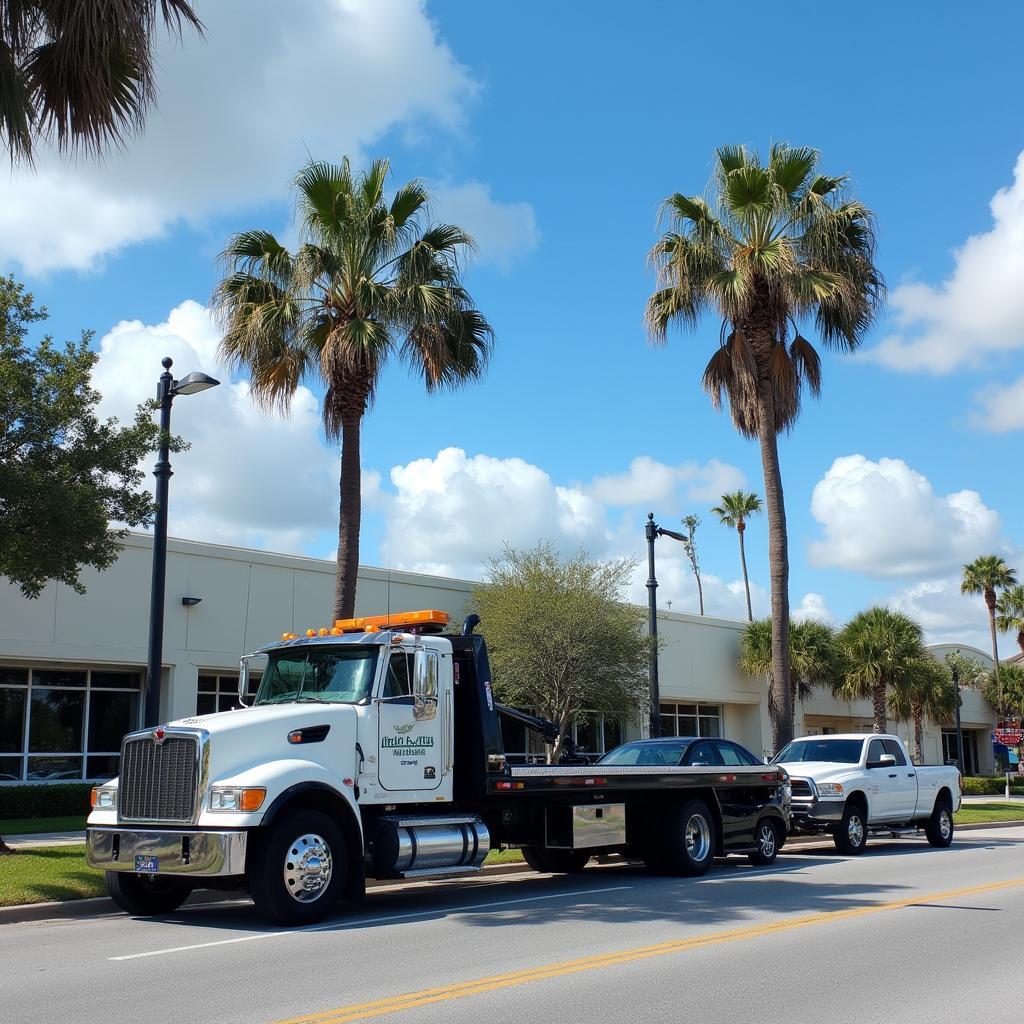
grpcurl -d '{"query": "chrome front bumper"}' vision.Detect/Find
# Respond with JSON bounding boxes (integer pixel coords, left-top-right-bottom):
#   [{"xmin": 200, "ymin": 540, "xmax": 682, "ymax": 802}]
[{"xmin": 86, "ymin": 827, "xmax": 247, "ymax": 876}]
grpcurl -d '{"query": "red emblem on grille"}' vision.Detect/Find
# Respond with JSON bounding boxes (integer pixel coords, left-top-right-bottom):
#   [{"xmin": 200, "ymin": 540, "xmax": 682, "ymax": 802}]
[{"xmin": 152, "ymin": 727, "xmax": 167, "ymax": 744}]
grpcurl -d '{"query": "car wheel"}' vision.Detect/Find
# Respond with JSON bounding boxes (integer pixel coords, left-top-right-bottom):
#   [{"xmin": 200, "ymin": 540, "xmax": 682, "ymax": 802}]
[
  {"xmin": 924, "ymin": 798, "xmax": 954, "ymax": 848},
  {"xmin": 106, "ymin": 872, "xmax": 192, "ymax": 916},
  {"xmin": 748, "ymin": 818, "xmax": 782, "ymax": 866},
  {"xmin": 521, "ymin": 846, "xmax": 591, "ymax": 873},
  {"xmin": 248, "ymin": 809, "xmax": 346, "ymax": 925},
  {"xmin": 833, "ymin": 800, "xmax": 868, "ymax": 856},
  {"xmin": 647, "ymin": 798, "xmax": 715, "ymax": 876}
]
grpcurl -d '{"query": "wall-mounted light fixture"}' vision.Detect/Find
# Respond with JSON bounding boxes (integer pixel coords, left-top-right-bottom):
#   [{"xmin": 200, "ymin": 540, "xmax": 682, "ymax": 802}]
[{"xmin": 181, "ymin": 597, "xmax": 202, "ymax": 607}]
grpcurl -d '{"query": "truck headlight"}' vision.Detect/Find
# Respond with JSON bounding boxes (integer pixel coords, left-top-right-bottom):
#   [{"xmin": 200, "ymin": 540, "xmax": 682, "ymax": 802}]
[
  {"xmin": 209, "ymin": 787, "xmax": 266, "ymax": 812},
  {"xmin": 90, "ymin": 786, "xmax": 115, "ymax": 809},
  {"xmin": 817, "ymin": 783, "xmax": 845, "ymax": 798}
]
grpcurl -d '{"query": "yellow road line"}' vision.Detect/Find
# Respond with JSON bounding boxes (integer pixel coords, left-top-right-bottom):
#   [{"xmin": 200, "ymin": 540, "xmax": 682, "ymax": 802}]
[{"xmin": 276, "ymin": 876, "xmax": 1024, "ymax": 1024}]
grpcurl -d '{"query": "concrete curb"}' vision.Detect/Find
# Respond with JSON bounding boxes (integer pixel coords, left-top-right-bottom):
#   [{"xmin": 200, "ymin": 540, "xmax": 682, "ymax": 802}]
[{"xmin": 3, "ymin": 821, "xmax": 1022, "ymax": 927}]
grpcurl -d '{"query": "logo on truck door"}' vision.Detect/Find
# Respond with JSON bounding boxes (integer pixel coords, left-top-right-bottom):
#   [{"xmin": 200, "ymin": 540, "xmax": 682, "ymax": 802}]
[{"xmin": 381, "ymin": 721, "xmax": 436, "ymax": 757}]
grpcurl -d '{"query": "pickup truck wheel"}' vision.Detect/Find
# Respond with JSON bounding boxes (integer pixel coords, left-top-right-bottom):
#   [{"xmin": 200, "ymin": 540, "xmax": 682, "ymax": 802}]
[
  {"xmin": 649, "ymin": 799, "xmax": 715, "ymax": 876},
  {"xmin": 521, "ymin": 846, "xmax": 590, "ymax": 873},
  {"xmin": 249, "ymin": 810, "xmax": 346, "ymax": 925},
  {"xmin": 748, "ymin": 818, "xmax": 781, "ymax": 866},
  {"xmin": 106, "ymin": 872, "xmax": 192, "ymax": 916},
  {"xmin": 833, "ymin": 801, "xmax": 868, "ymax": 856},
  {"xmin": 924, "ymin": 798, "xmax": 954, "ymax": 848}
]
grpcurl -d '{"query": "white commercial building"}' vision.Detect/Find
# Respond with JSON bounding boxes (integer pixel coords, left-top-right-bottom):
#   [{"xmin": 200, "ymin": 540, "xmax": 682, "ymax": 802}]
[{"xmin": 0, "ymin": 533, "xmax": 998, "ymax": 783}]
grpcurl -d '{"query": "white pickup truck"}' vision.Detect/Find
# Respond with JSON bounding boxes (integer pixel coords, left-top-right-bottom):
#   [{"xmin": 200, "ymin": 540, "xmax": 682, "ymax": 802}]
[{"xmin": 774, "ymin": 734, "xmax": 961, "ymax": 855}]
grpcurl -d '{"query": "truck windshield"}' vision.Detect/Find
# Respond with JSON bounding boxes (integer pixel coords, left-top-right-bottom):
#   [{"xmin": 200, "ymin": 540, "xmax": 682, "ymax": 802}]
[
  {"xmin": 774, "ymin": 739, "xmax": 863, "ymax": 764},
  {"xmin": 254, "ymin": 646, "xmax": 379, "ymax": 705}
]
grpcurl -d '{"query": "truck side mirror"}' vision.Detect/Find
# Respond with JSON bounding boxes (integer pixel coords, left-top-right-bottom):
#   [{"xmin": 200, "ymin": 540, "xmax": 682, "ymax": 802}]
[
  {"xmin": 868, "ymin": 753, "xmax": 897, "ymax": 769},
  {"xmin": 413, "ymin": 651, "xmax": 438, "ymax": 721}
]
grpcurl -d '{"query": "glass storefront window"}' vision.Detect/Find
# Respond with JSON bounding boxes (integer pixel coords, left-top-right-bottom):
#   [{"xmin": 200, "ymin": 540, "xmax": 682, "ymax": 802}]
[
  {"xmin": 27, "ymin": 756, "xmax": 83, "ymax": 781},
  {"xmin": 0, "ymin": 757, "xmax": 21, "ymax": 781},
  {"xmin": 0, "ymin": 689, "xmax": 26, "ymax": 753},
  {"xmin": 88, "ymin": 691, "xmax": 139, "ymax": 753},
  {"xmin": 660, "ymin": 701, "xmax": 722, "ymax": 739},
  {"xmin": 32, "ymin": 669, "xmax": 87, "ymax": 688},
  {"xmin": 197, "ymin": 672, "xmax": 259, "ymax": 715},
  {"xmin": 29, "ymin": 689, "xmax": 85, "ymax": 753}
]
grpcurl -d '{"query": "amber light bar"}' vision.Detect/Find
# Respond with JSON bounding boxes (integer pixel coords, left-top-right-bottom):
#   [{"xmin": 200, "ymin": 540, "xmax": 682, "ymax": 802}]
[{"xmin": 333, "ymin": 609, "xmax": 450, "ymax": 633}]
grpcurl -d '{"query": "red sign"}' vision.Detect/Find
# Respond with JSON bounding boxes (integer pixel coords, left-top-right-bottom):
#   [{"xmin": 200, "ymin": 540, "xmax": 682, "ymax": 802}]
[{"xmin": 994, "ymin": 725, "xmax": 1023, "ymax": 745}]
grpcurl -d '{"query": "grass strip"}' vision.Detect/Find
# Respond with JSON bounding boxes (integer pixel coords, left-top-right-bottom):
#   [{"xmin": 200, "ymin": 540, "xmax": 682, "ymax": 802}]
[
  {"xmin": 0, "ymin": 845, "xmax": 106, "ymax": 908},
  {"xmin": 954, "ymin": 803, "xmax": 1024, "ymax": 824}
]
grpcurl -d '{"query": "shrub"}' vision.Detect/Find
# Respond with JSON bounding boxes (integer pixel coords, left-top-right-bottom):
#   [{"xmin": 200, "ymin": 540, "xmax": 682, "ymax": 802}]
[{"xmin": 0, "ymin": 784, "xmax": 93, "ymax": 820}]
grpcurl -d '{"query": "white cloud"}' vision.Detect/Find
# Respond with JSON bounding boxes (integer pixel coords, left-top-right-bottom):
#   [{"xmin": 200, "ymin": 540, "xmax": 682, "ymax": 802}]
[
  {"xmin": 792, "ymin": 592, "xmax": 836, "ymax": 625},
  {"xmin": 432, "ymin": 182, "xmax": 540, "ymax": 269},
  {"xmin": 970, "ymin": 375, "xmax": 1024, "ymax": 432},
  {"xmin": 808, "ymin": 455, "xmax": 1002, "ymax": 578},
  {"xmin": 866, "ymin": 150, "xmax": 1024, "ymax": 374},
  {"xmin": 888, "ymin": 577, "xmax": 995, "ymax": 650},
  {"xmin": 381, "ymin": 447, "xmax": 609, "ymax": 578},
  {"xmin": 93, "ymin": 301, "xmax": 339, "ymax": 552},
  {"xmin": 1, "ymin": 1, "xmax": 535, "ymax": 274},
  {"xmin": 590, "ymin": 456, "xmax": 746, "ymax": 508}
]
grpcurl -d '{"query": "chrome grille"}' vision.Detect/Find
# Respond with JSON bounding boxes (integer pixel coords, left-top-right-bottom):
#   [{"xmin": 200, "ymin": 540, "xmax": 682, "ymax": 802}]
[
  {"xmin": 790, "ymin": 779, "xmax": 813, "ymax": 798},
  {"xmin": 119, "ymin": 734, "xmax": 199, "ymax": 823}
]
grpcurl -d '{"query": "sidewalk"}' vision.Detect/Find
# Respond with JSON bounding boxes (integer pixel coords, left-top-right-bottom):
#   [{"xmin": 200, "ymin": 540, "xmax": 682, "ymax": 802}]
[
  {"xmin": 961, "ymin": 793, "xmax": 1024, "ymax": 804},
  {"xmin": 5, "ymin": 831, "xmax": 86, "ymax": 850}
]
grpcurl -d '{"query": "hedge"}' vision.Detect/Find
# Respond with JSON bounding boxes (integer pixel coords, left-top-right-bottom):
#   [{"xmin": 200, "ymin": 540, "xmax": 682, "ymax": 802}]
[
  {"xmin": 962, "ymin": 776, "xmax": 1024, "ymax": 796},
  {"xmin": 0, "ymin": 784, "xmax": 93, "ymax": 820}
]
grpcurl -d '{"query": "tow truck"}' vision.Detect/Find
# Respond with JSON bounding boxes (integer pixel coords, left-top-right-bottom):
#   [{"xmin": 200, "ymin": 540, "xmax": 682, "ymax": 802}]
[{"xmin": 87, "ymin": 610, "xmax": 790, "ymax": 924}]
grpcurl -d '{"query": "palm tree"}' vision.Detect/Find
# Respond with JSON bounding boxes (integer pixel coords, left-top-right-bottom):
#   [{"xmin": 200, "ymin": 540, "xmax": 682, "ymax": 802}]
[
  {"xmin": 739, "ymin": 616, "xmax": 844, "ymax": 726},
  {"xmin": 835, "ymin": 607, "xmax": 926, "ymax": 734},
  {"xmin": 961, "ymin": 556, "xmax": 1018, "ymax": 714},
  {"xmin": 995, "ymin": 584, "xmax": 1024, "ymax": 657},
  {"xmin": 711, "ymin": 490, "xmax": 762, "ymax": 620},
  {"xmin": 1, "ymin": 1, "xmax": 202, "ymax": 162},
  {"xmin": 889, "ymin": 659, "xmax": 956, "ymax": 765},
  {"xmin": 646, "ymin": 143, "xmax": 883, "ymax": 753},
  {"xmin": 214, "ymin": 157, "xmax": 494, "ymax": 620}
]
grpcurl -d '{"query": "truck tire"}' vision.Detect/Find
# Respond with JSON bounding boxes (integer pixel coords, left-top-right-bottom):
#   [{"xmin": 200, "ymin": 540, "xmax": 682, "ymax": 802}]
[
  {"xmin": 521, "ymin": 846, "xmax": 590, "ymax": 873},
  {"xmin": 748, "ymin": 818, "xmax": 782, "ymax": 866},
  {"xmin": 106, "ymin": 871, "xmax": 192, "ymax": 916},
  {"xmin": 648, "ymin": 798, "xmax": 715, "ymax": 876},
  {"xmin": 924, "ymin": 797, "xmax": 954, "ymax": 848},
  {"xmin": 248, "ymin": 809, "xmax": 346, "ymax": 925},
  {"xmin": 833, "ymin": 800, "xmax": 868, "ymax": 856}
]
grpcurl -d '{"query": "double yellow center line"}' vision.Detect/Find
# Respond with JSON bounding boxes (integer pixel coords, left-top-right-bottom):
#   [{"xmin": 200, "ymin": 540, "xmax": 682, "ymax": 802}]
[{"xmin": 277, "ymin": 876, "xmax": 1024, "ymax": 1024}]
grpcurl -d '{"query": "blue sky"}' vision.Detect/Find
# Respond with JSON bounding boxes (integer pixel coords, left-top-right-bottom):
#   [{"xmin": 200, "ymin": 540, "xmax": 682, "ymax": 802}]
[{"xmin": 5, "ymin": 1, "xmax": 1023, "ymax": 648}]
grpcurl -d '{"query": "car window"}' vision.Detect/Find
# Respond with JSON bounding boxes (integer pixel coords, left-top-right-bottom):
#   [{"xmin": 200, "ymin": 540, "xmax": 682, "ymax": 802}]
[
  {"xmin": 867, "ymin": 738, "xmax": 886, "ymax": 764},
  {"xmin": 687, "ymin": 741, "xmax": 720, "ymax": 767},
  {"xmin": 717, "ymin": 742, "xmax": 761, "ymax": 767},
  {"xmin": 881, "ymin": 739, "xmax": 907, "ymax": 766}
]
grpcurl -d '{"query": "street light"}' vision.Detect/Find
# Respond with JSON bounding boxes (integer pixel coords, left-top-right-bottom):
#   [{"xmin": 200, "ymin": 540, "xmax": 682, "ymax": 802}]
[
  {"xmin": 645, "ymin": 513, "xmax": 689, "ymax": 739},
  {"xmin": 144, "ymin": 356, "xmax": 219, "ymax": 726}
]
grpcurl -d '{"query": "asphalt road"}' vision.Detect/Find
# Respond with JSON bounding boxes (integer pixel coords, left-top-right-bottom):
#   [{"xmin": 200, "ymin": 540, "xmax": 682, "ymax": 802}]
[{"xmin": 4, "ymin": 827, "xmax": 1024, "ymax": 1024}]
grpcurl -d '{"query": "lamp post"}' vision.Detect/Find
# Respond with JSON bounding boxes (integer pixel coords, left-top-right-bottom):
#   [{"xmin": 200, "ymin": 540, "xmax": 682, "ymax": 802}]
[
  {"xmin": 144, "ymin": 357, "xmax": 219, "ymax": 726},
  {"xmin": 951, "ymin": 653, "xmax": 964, "ymax": 776},
  {"xmin": 645, "ymin": 513, "xmax": 689, "ymax": 739}
]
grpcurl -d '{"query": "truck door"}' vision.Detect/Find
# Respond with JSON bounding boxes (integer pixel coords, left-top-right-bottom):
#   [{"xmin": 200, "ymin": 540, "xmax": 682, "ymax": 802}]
[
  {"xmin": 865, "ymin": 737, "xmax": 900, "ymax": 820},
  {"xmin": 882, "ymin": 738, "xmax": 918, "ymax": 819},
  {"xmin": 377, "ymin": 647, "xmax": 445, "ymax": 793}
]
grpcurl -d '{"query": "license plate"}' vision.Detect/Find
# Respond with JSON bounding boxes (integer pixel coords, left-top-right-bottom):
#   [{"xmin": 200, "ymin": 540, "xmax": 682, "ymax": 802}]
[{"xmin": 134, "ymin": 855, "xmax": 159, "ymax": 873}]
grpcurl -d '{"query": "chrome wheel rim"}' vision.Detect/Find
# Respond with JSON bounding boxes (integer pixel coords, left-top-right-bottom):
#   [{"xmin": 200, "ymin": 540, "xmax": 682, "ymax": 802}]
[
  {"xmin": 758, "ymin": 823, "xmax": 776, "ymax": 858},
  {"xmin": 283, "ymin": 833, "xmax": 332, "ymax": 903},
  {"xmin": 848, "ymin": 814, "xmax": 864, "ymax": 847},
  {"xmin": 939, "ymin": 809, "xmax": 952, "ymax": 840},
  {"xmin": 685, "ymin": 814, "xmax": 711, "ymax": 862}
]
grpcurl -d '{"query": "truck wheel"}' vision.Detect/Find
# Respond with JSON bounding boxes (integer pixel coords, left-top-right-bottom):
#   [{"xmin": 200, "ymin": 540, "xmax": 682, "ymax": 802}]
[
  {"xmin": 106, "ymin": 872, "xmax": 192, "ymax": 916},
  {"xmin": 521, "ymin": 846, "xmax": 590, "ymax": 873},
  {"xmin": 649, "ymin": 798, "xmax": 715, "ymax": 876},
  {"xmin": 248, "ymin": 810, "xmax": 346, "ymax": 925},
  {"xmin": 833, "ymin": 801, "xmax": 868, "ymax": 856},
  {"xmin": 924, "ymin": 798, "xmax": 954, "ymax": 848},
  {"xmin": 748, "ymin": 818, "xmax": 782, "ymax": 866}
]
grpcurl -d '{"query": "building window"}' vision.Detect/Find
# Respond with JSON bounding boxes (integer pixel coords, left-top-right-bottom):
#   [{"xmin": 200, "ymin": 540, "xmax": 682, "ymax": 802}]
[
  {"xmin": 0, "ymin": 665, "xmax": 142, "ymax": 782},
  {"xmin": 659, "ymin": 702, "xmax": 721, "ymax": 739},
  {"xmin": 197, "ymin": 672, "xmax": 259, "ymax": 716}
]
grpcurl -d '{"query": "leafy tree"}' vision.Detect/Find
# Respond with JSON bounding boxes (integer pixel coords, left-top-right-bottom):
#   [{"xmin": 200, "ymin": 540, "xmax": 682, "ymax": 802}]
[
  {"xmin": 961, "ymin": 555, "xmax": 1018, "ymax": 714},
  {"xmin": 711, "ymin": 490, "xmax": 762, "ymax": 621},
  {"xmin": 646, "ymin": 143, "xmax": 883, "ymax": 753},
  {"xmin": 1, "ymin": 0, "xmax": 202, "ymax": 162},
  {"xmin": 943, "ymin": 650, "xmax": 988, "ymax": 690},
  {"xmin": 680, "ymin": 513, "xmax": 703, "ymax": 615},
  {"xmin": 471, "ymin": 543, "xmax": 650, "ymax": 763},
  {"xmin": 835, "ymin": 607, "xmax": 926, "ymax": 734},
  {"xmin": 889, "ymin": 659, "xmax": 956, "ymax": 765},
  {"xmin": 739, "ymin": 616, "xmax": 844, "ymax": 731},
  {"xmin": 981, "ymin": 663, "xmax": 1024, "ymax": 721},
  {"xmin": 995, "ymin": 584, "xmax": 1024, "ymax": 657},
  {"xmin": 0, "ymin": 275, "xmax": 160, "ymax": 599},
  {"xmin": 214, "ymin": 157, "xmax": 495, "ymax": 620}
]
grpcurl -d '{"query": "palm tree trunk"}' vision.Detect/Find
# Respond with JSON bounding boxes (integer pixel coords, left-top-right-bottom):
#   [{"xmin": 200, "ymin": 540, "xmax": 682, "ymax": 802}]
[
  {"xmin": 755, "ymin": 383, "xmax": 793, "ymax": 754},
  {"xmin": 334, "ymin": 413, "xmax": 363, "ymax": 621},
  {"xmin": 987, "ymin": 589, "xmax": 1002, "ymax": 715},
  {"xmin": 912, "ymin": 707, "xmax": 923, "ymax": 765},
  {"xmin": 738, "ymin": 522, "xmax": 752, "ymax": 621},
  {"xmin": 872, "ymin": 680, "xmax": 887, "ymax": 733}
]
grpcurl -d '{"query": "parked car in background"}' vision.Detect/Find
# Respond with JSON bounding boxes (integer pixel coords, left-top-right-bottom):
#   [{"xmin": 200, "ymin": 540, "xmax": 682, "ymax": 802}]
[
  {"xmin": 773, "ymin": 734, "xmax": 962, "ymax": 854},
  {"xmin": 597, "ymin": 737, "xmax": 790, "ymax": 866}
]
